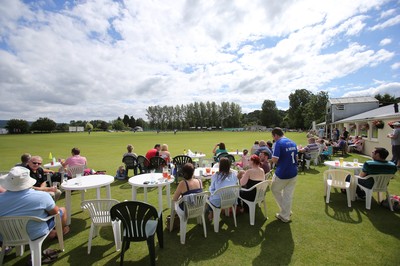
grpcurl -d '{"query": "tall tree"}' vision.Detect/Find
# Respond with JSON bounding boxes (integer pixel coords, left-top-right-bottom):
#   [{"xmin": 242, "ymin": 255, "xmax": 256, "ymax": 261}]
[
  {"xmin": 123, "ymin": 115, "xmax": 130, "ymax": 126},
  {"xmin": 303, "ymin": 91, "xmax": 329, "ymax": 127},
  {"xmin": 30, "ymin": 117, "xmax": 57, "ymax": 132},
  {"xmin": 375, "ymin": 93, "xmax": 398, "ymax": 106},
  {"xmin": 260, "ymin": 100, "xmax": 280, "ymax": 127},
  {"xmin": 288, "ymin": 89, "xmax": 312, "ymax": 129},
  {"xmin": 5, "ymin": 119, "xmax": 30, "ymax": 134}
]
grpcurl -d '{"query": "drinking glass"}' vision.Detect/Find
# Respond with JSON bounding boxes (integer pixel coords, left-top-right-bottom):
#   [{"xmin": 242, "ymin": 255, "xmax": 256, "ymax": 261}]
[{"xmin": 353, "ymin": 158, "xmax": 358, "ymax": 166}]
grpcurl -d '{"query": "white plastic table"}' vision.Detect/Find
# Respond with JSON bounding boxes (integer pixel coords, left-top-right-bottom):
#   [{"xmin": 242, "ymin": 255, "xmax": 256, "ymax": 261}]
[
  {"xmin": 324, "ymin": 161, "xmax": 363, "ymax": 201},
  {"xmin": 61, "ymin": 174, "xmax": 114, "ymax": 225},
  {"xmin": 228, "ymin": 151, "xmax": 243, "ymax": 156},
  {"xmin": 43, "ymin": 162, "xmax": 62, "ymax": 169},
  {"xmin": 128, "ymin": 173, "xmax": 175, "ymax": 212},
  {"xmin": 188, "ymin": 153, "xmax": 207, "ymax": 166},
  {"xmin": 194, "ymin": 167, "xmax": 238, "ymax": 181}
]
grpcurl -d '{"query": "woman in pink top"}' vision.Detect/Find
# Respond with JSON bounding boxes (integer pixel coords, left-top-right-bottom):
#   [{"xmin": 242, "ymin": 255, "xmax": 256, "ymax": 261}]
[{"xmin": 62, "ymin": 147, "xmax": 87, "ymax": 168}]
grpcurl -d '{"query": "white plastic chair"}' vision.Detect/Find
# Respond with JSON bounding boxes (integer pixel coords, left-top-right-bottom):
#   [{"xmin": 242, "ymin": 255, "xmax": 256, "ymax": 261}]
[
  {"xmin": 170, "ymin": 192, "xmax": 210, "ymax": 244},
  {"xmin": 305, "ymin": 150, "xmax": 320, "ymax": 169},
  {"xmin": 357, "ymin": 174, "xmax": 395, "ymax": 211},
  {"xmin": 239, "ymin": 180, "xmax": 271, "ymax": 225},
  {"xmin": 206, "ymin": 185, "xmax": 240, "ymax": 233},
  {"xmin": 67, "ymin": 164, "xmax": 86, "ymax": 201},
  {"xmin": 0, "ymin": 213, "xmax": 64, "ymax": 266},
  {"xmin": 324, "ymin": 169, "xmax": 352, "ymax": 207},
  {"xmin": 81, "ymin": 199, "xmax": 121, "ymax": 254}
]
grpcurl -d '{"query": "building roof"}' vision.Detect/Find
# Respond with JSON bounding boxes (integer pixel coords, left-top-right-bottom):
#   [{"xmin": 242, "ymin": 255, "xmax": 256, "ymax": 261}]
[
  {"xmin": 329, "ymin": 96, "xmax": 378, "ymax": 105},
  {"xmin": 335, "ymin": 104, "xmax": 400, "ymax": 123}
]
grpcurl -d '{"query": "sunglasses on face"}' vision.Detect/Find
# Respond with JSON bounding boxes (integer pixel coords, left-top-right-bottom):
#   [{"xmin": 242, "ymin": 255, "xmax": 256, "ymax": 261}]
[{"xmin": 31, "ymin": 162, "xmax": 42, "ymax": 165}]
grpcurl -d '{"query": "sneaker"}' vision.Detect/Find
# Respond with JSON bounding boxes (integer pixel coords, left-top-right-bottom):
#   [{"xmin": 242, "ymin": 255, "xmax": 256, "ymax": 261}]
[{"xmin": 275, "ymin": 213, "xmax": 291, "ymax": 223}]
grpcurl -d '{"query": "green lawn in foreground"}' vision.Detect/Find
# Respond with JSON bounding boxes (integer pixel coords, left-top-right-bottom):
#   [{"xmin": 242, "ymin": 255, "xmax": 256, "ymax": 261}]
[{"xmin": 1, "ymin": 131, "xmax": 399, "ymax": 265}]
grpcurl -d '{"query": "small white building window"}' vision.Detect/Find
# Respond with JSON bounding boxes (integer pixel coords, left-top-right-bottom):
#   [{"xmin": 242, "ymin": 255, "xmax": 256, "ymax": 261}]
[{"xmin": 336, "ymin": 104, "xmax": 345, "ymax": 110}]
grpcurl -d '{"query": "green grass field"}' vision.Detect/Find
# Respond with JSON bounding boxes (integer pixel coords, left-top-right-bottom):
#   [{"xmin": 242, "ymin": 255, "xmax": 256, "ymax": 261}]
[{"xmin": 1, "ymin": 131, "xmax": 399, "ymax": 265}]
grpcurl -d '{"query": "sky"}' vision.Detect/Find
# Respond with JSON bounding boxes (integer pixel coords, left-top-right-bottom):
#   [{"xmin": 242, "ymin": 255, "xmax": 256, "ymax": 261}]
[{"xmin": 0, "ymin": 0, "xmax": 399, "ymax": 123}]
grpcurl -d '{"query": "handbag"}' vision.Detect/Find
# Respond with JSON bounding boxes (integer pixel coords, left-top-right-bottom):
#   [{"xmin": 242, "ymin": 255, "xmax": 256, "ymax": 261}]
[{"xmin": 166, "ymin": 214, "xmax": 180, "ymax": 231}]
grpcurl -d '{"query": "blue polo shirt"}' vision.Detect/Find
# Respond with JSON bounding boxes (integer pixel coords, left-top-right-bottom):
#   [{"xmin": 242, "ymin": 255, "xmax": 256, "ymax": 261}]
[{"xmin": 273, "ymin": 137, "xmax": 298, "ymax": 179}]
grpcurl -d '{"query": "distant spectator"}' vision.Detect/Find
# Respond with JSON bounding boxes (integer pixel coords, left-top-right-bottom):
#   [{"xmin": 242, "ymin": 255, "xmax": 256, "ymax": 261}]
[
  {"xmin": 115, "ymin": 165, "xmax": 126, "ymax": 180},
  {"xmin": 235, "ymin": 149, "xmax": 250, "ymax": 169},
  {"xmin": 387, "ymin": 121, "xmax": 400, "ymax": 169},
  {"xmin": 251, "ymin": 141, "xmax": 259, "ymax": 154},
  {"xmin": 212, "ymin": 142, "xmax": 228, "ymax": 157},
  {"xmin": 62, "ymin": 147, "xmax": 87, "ymax": 168},
  {"xmin": 145, "ymin": 144, "xmax": 161, "ymax": 162},
  {"xmin": 255, "ymin": 140, "xmax": 272, "ymax": 158},
  {"xmin": 123, "ymin": 144, "xmax": 137, "ymax": 159},
  {"xmin": 259, "ymin": 151, "xmax": 271, "ymax": 174},
  {"xmin": 159, "ymin": 144, "xmax": 172, "ymax": 163}
]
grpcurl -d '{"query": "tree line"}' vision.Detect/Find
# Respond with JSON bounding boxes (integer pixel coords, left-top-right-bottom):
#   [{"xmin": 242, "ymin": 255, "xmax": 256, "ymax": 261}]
[{"xmin": 4, "ymin": 90, "xmax": 397, "ymax": 133}]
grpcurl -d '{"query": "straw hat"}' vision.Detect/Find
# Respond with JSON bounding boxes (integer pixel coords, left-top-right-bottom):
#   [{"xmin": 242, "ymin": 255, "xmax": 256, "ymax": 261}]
[{"xmin": 0, "ymin": 166, "xmax": 36, "ymax": 191}]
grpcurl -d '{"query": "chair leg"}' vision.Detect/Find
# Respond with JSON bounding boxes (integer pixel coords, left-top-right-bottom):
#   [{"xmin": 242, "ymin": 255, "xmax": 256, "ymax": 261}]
[
  {"xmin": 120, "ymin": 241, "xmax": 126, "ymax": 266},
  {"xmin": 262, "ymin": 201, "xmax": 268, "ymax": 220},
  {"xmin": 112, "ymin": 221, "xmax": 122, "ymax": 251},
  {"xmin": 365, "ymin": 190, "xmax": 373, "ymax": 210},
  {"xmin": 180, "ymin": 219, "xmax": 187, "ymax": 244},
  {"xmin": 345, "ymin": 188, "xmax": 351, "ymax": 207},
  {"xmin": 325, "ymin": 185, "xmax": 331, "ymax": 204},
  {"xmin": 88, "ymin": 223, "xmax": 95, "ymax": 254},
  {"xmin": 387, "ymin": 192, "xmax": 394, "ymax": 211},
  {"xmin": 31, "ymin": 244, "xmax": 42, "ymax": 266},
  {"xmin": 201, "ymin": 215, "xmax": 207, "ymax": 238},
  {"xmin": 248, "ymin": 203, "xmax": 256, "ymax": 226},
  {"xmin": 232, "ymin": 205, "xmax": 237, "ymax": 227},
  {"xmin": 147, "ymin": 236, "xmax": 156, "ymax": 266},
  {"xmin": 0, "ymin": 246, "xmax": 5, "ymax": 266},
  {"xmin": 213, "ymin": 209, "xmax": 221, "ymax": 233}
]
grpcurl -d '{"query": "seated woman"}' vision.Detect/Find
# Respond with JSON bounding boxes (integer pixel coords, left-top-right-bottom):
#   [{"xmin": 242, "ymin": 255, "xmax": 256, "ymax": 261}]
[
  {"xmin": 238, "ymin": 155, "xmax": 265, "ymax": 212},
  {"xmin": 235, "ymin": 149, "xmax": 250, "ymax": 169},
  {"xmin": 159, "ymin": 144, "xmax": 171, "ymax": 163},
  {"xmin": 212, "ymin": 142, "xmax": 228, "ymax": 162},
  {"xmin": 208, "ymin": 157, "xmax": 238, "ymax": 220},
  {"xmin": 172, "ymin": 163, "xmax": 203, "ymax": 211}
]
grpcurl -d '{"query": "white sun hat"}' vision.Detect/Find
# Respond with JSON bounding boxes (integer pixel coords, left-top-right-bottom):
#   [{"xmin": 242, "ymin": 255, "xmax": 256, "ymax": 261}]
[{"xmin": 0, "ymin": 166, "xmax": 36, "ymax": 191}]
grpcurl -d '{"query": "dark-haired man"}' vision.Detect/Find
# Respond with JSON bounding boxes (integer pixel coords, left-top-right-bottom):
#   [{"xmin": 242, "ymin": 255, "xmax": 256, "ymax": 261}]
[{"xmin": 354, "ymin": 147, "xmax": 397, "ymax": 199}]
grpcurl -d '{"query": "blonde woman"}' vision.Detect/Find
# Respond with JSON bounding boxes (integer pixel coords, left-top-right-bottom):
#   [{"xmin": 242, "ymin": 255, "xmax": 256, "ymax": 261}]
[{"xmin": 159, "ymin": 144, "xmax": 171, "ymax": 163}]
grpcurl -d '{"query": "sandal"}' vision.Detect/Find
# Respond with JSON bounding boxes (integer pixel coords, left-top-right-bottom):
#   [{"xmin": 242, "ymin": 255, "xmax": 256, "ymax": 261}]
[
  {"xmin": 43, "ymin": 248, "xmax": 62, "ymax": 257},
  {"xmin": 42, "ymin": 254, "xmax": 58, "ymax": 264}
]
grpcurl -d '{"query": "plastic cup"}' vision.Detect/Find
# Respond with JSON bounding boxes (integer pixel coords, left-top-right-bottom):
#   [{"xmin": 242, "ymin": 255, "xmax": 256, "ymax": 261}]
[
  {"xmin": 206, "ymin": 167, "xmax": 211, "ymax": 174},
  {"xmin": 334, "ymin": 160, "xmax": 339, "ymax": 166},
  {"xmin": 353, "ymin": 158, "xmax": 358, "ymax": 166},
  {"xmin": 339, "ymin": 157, "xmax": 344, "ymax": 166}
]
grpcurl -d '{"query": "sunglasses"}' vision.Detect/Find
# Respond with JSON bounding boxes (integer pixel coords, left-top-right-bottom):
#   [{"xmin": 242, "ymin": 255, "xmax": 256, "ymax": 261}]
[{"xmin": 32, "ymin": 162, "xmax": 42, "ymax": 165}]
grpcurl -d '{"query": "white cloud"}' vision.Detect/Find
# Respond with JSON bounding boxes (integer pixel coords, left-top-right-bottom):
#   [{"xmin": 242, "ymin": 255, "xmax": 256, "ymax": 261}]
[
  {"xmin": 379, "ymin": 38, "xmax": 392, "ymax": 46},
  {"xmin": 392, "ymin": 62, "xmax": 400, "ymax": 70},
  {"xmin": 0, "ymin": 0, "xmax": 398, "ymax": 122},
  {"xmin": 342, "ymin": 82, "xmax": 400, "ymax": 98},
  {"xmin": 370, "ymin": 14, "xmax": 400, "ymax": 31}
]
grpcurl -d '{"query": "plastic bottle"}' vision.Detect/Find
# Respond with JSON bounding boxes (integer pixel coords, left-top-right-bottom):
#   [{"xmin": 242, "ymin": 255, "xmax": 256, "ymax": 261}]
[{"xmin": 183, "ymin": 149, "xmax": 186, "ymax": 155}]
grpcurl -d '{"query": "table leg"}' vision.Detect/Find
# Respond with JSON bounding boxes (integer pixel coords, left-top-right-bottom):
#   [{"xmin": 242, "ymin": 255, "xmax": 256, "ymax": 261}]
[
  {"xmin": 350, "ymin": 175, "xmax": 357, "ymax": 201},
  {"xmin": 143, "ymin": 188, "xmax": 148, "ymax": 202},
  {"xmin": 132, "ymin": 187, "xmax": 137, "ymax": 200},
  {"xmin": 65, "ymin": 190, "xmax": 72, "ymax": 225},
  {"xmin": 106, "ymin": 185, "xmax": 111, "ymax": 199},
  {"xmin": 166, "ymin": 183, "xmax": 171, "ymax": 208},
  {"xmin": 158, "ymin": 186, "xmax": 163, "ymax": 212},
  {"xmin": 96, "ymin": 188, "xmax": 101, "ymax": 199}
]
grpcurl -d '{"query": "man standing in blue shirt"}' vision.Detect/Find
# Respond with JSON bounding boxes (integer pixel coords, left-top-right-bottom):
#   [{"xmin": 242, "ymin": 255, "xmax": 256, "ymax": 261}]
[{"xmin": 271, "ymin": 128, "xmax": 298, "ymax": 223}]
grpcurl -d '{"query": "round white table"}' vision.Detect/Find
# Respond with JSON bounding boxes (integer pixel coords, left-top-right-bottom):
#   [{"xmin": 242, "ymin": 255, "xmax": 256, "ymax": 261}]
[
  {"xmin": 61, "ymin": 174, "xmax": 114, "ymax": 225},
  {"xmin": 43, "ymin": 162, "xmax": 62, "ymax": 169},
  {"xmin": 324, "ymin": 161, "xmax": 363, "ymax": 201},
  {"xmin": 194, "ymin": 167, "xmax": 217, "ymax": 180},
  {"xmin": 128, "ymin": 173, "xmax": 175, "ymax": 212},
  {"xmin": 228, "ymin": 151, "xmax": 243, "ymax": 156},
  {"xmin": 188, "ymin": 153, "xmax": 207, "ymax": 166}
]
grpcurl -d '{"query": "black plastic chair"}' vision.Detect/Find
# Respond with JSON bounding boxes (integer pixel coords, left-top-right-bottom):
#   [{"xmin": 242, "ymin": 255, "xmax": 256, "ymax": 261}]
[
  {"xmin": 149, "ymin": 157, "xmax": 167, "ymax": 173},
  {"xmin": 172, "ymin": 155, "xmax": 193, "ymax": 182},
  {"xmin": 122, "ymin": 156, "xmax": 138, "ymax": 177},
  {"xmin": 216, "ymin": 153, "xmax": 235, "ymax": 165},
  {"xmin": 137, "ymin": 155, "xmax": 150, "ymax": 174},
  {"xmin": 110, "ymin": 201, "xmax": 163, "ymax": 266}
]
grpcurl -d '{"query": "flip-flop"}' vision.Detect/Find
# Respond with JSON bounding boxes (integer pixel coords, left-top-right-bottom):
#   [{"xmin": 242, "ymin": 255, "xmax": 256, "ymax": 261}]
[
  {"xmin": 43, "ymin": 248, "xmax": 61, "ymax": 257},
  {"xmin": 42, "ymin": 254, "xmax": 58, "ymax": 264}
]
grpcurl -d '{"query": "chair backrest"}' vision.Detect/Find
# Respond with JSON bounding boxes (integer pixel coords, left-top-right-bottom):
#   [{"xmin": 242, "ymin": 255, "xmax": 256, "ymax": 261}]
[
  {"xmin": 226, "ymin": 154, "xmax": 236, "ymax": 164},
  {"xmin": 110, "ymin": 201, "xmax": 160, "ymax": 242},
  {"xmin": 251, "ymin": 180, "xmax": 270, "ymax": 204},
  {"xmin": 150, "ymin": 157, "xmax": 167, "ymax": 172},
  {"xmin": 212, "ymin": 185, "xmax": 240, "ymax": 209},
  {"xmin": 180, "ymin": 192, "xmax": 210, "ymax": 221},
  {"xmin": 370, "ymin": 175, "xmax": 395, "ymax": 192},
  {"xmin": 309, "ymin": 150, "xmax": 319, "ymax": 160},
  {"xmin": 0, "ymin": 216, "xmax": 33, "ymax": 246},
  {"xmin": 137, "ymin": 155, "xmax": 150, "ymax": 173},
  {"xmin": 67, "ymin": 164, "xmax": 85, "ymax": 178},
  {"xmin": 122, "ymin": 156, "xmax": 138, "ymax": 169},
  {"xmin": 172, "ymin": 155, "xmax": 192, "ymax": 166},
  {"xmin": 323, "ymin": 169, "xmax": 351, "ymax": 187},
  {"xmin": 81, "ymin": 199, "xmax": 120, "ymax": 225},
  {"xmin": 216, "ymin": 152, "xmax": 229, "ymax": 162}
]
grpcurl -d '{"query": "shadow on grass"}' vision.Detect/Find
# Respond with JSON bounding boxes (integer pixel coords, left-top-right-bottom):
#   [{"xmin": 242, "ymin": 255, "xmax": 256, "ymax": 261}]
[
  {"xmin": 324, "ymin": 191, "xmax": 362, "ymax": 224},
  {"xmin": 253, "ymin": 220, "xmax": 294, "ymax": 265}
]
